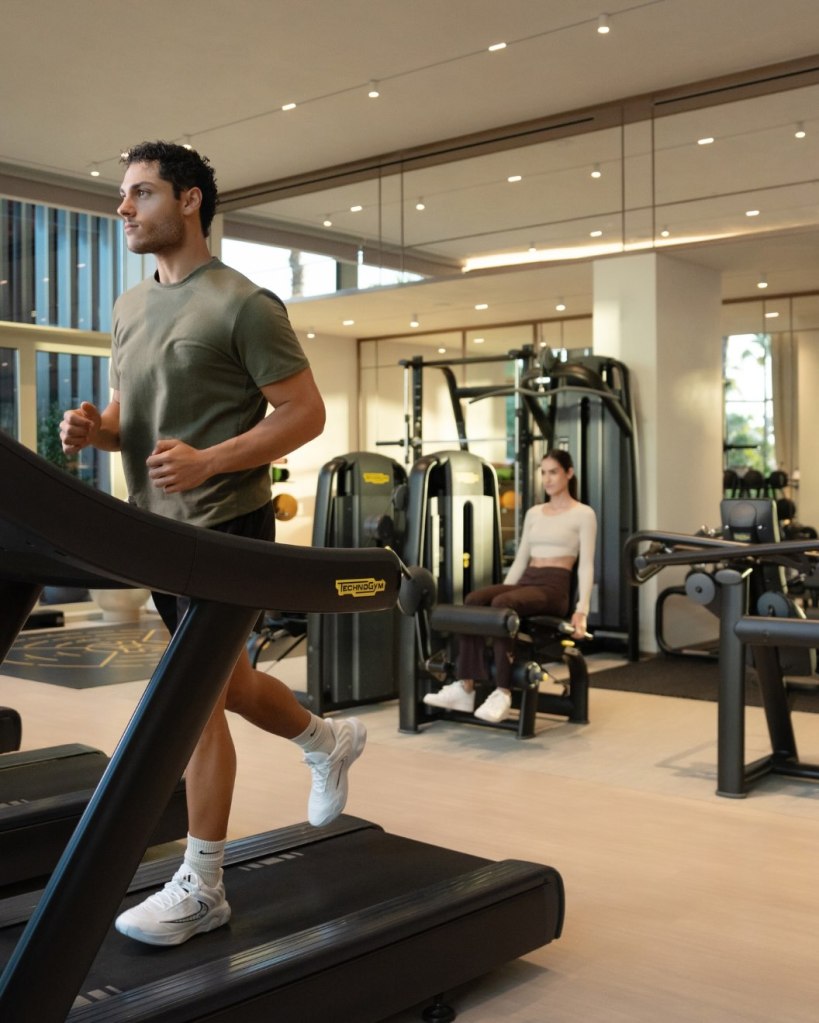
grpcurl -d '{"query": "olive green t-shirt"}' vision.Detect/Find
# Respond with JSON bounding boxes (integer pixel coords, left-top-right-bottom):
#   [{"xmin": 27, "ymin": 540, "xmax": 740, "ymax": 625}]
[{"xmin": 110, "ymin": 258, "xmax": 309, "ymax": 527}]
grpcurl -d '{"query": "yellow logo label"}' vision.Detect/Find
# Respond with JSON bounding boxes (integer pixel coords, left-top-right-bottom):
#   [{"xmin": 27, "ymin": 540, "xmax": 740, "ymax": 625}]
[
  {"xmin": 362, "ymin": 472, "xmax": 391, "ymax": 485},
  {"xmin": 335, "ymin": 577, "xmax": 388, "ymax": 598}
]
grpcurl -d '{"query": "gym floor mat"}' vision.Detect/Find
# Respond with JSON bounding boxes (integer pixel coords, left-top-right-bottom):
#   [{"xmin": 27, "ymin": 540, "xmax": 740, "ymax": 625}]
[
  {"xmin": 2, "ymin": 622, "xmax": 168, "ymax": 688},
  {"xmin": 589, "ymin": 656, "xmax": 819, "ymax": 712}
]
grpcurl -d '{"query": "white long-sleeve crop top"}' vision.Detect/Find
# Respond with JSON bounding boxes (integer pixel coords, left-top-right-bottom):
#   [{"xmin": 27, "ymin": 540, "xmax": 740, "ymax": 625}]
[{"xmin": 504, "ymin": 501, "xmax": 598, "ymax": 614}]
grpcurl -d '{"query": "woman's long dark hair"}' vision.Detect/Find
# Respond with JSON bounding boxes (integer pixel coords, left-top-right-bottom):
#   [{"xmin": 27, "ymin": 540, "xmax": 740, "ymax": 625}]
[{"xmin": 542, "ymin": 449, "xmax": 578, "ymax": 501}]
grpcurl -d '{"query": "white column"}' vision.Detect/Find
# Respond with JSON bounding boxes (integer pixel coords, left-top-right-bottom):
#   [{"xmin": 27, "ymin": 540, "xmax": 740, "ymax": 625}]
[
  {"xmin": 593, "ymin": 252, "xmax": 723, "ymax": 653},
  {"xmin": 796, "ymin": 332, "xmax": 819, "ymax": 526}
]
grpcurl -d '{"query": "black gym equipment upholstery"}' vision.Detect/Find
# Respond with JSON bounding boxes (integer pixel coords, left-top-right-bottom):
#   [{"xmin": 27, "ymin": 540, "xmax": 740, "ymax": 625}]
[{"xmin": 0, "ymin": 430, "xmax": 564, "ymax": 1022}]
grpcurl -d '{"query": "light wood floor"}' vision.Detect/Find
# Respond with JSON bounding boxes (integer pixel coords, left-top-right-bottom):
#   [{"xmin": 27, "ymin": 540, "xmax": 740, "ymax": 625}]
[{"xmin": 2, "ymin": 621, "xmax": 819, "ymax": 1023}]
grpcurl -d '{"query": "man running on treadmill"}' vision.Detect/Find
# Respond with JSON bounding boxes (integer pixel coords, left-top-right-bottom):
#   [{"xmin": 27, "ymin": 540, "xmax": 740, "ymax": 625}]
[{"xmin": 59, "ymin": 140, "xmax": 366, "ymax": 946}]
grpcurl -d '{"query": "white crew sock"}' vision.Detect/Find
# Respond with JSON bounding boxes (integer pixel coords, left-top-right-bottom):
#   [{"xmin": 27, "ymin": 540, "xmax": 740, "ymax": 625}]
[
  {"xmin": 291, "ymin": 713, "xmax": 335, "ymax": 756},
  {"xmin": 184, "ymin": 834, "xmax": 225, "ymax": 888}
]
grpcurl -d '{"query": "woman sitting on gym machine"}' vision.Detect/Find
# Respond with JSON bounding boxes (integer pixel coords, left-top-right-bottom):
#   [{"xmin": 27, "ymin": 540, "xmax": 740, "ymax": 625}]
[{"xmin": 423, "ymin": 449, "xmax": 597, "ymax": 723}]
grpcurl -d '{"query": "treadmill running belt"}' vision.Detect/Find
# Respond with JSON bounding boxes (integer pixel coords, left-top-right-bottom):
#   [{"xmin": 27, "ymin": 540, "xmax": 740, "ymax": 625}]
[{"xmin": 0, "ymin": 818, "xmax": 563, "ymax": 1023}]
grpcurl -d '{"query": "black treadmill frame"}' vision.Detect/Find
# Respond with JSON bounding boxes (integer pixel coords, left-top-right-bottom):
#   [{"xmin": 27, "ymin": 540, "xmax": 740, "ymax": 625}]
[
  {"xmin": 0, "ymin": 430, "xmax": 562, "ymax": 1022},
  {"xmin": 0, "ymin": 817, "xmax": 563, "ymax": 1023}
]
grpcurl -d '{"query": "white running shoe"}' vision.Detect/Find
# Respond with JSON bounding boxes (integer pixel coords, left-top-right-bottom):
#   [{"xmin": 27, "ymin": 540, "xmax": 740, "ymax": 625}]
[
  {"xmin": 115, "ymin": 866, "xmax": 231, "ymax": 946},
  {"xmin": 474, "ymin": 688, "xmax": 513, "ymax": 723},
  {"xmin": 304, "ymin": 717, "xmax": 367, "ymax": 827},
  {"xmin": 422, "ymin": 680, "xmax": 476, "ymax": 713}
]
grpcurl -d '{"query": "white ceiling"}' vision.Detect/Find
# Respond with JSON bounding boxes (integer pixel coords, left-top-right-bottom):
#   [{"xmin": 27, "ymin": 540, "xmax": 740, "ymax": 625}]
[{"xmin": 3, "ymin": 0, "xmax": 819, "ymax": 339}]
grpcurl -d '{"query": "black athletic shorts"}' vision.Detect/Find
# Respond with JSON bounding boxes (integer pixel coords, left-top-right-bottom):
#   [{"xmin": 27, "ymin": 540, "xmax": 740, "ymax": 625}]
[{"xmin": 152, "ymin": 502, "xmax": 276, "ymax": 635}]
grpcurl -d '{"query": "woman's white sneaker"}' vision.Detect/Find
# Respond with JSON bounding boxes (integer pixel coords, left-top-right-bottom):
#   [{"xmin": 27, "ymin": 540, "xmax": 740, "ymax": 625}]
[
  {"xmin": 474, "ymin": 688, "xmax": 513, "ymax": 723},
  {"xmin": 423, "ymin": 681, "xmax": 476, "ymax": 712}
]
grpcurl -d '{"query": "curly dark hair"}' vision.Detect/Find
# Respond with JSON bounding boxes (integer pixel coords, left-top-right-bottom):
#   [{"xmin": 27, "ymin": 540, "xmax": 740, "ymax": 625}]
[{"xmin": 122, "ymin": 141, "xmax": 219, "ymax": 236}]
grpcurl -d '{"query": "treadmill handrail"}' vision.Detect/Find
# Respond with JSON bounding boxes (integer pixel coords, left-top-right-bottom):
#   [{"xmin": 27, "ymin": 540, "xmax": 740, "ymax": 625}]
[{"xmin": 0, "ymin": 430, "xmax": 400, "ymax": 613}]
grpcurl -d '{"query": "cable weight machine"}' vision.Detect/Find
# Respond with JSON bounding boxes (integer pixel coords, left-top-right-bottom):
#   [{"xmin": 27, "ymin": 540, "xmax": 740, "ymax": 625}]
[{"xmin": 378, "ymin": 345, "xmax": 639, "ymax": 656}]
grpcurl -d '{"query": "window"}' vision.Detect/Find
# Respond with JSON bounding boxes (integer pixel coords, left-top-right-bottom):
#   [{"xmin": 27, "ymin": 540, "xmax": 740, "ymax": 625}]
[
  {"xmin": 723, "ymin": 333, "xmax": 775, "ymax": 474},
  {"xmin": 221, "ymin": 238, "xmax": 423, "ymax": 301},
  {"xmin": 36, "ymin": 350, "xmax": 111, "ymax": 491},
  {"xmin": 0, "ymin": 199, "xmax": 126, "ymax": 331},
  {"xmin": 221, "ymin": 238, "xmax": 336, "ymax": 299},
  {"xmin": 0, "ymin": 347, "xmax": 17, "ymax": 438}
]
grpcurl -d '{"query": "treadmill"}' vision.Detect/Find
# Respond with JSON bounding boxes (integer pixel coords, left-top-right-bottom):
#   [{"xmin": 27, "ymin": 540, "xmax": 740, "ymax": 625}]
[
  {"xmin": 0, "ymin": 430, "xmax": 564, "ymax": 1022},
  {"xmin": 0, "ymin": 743, "xmax": 187, "ymax": 888}
]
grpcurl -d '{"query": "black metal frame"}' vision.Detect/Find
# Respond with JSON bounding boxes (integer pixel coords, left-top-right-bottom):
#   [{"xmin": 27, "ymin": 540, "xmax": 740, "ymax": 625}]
[
  {"xmin": 626, "ymin": 529, "xmax": 819, "ymax": 797},
  {"xmin": 400, "ymin": 605, "xmax": 590, "ymax": 740},
  {"xmin": 396, "ymin": 449, "xmax": 590, "ymax": 739},
  {"xmin": 380, "ymin": 346, "xmax": 639, "ymax": 656},
  {"xmin": 0, "ymin": 429, "xmax": 401, "ymax": 1021}
]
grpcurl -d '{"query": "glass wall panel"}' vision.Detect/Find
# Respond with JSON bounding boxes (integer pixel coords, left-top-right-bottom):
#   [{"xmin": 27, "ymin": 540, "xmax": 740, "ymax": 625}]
[
  {"xmin": 793, "ymin": 295, "xmax": 819, "ymax": 330},
  {"xmin": 36, "ymin": 350, "xmax": 111, "ymax": 491},
  {"xmin": 654, "ymin": 84, "xmax": 819, "ymax": 246},
  {"xmin": 0, "ymin": 198, "xmax": 126, "ymax": 331},
  {"xmin": 723, "ymin": 334, "xmax": 775, "ymax": 473},
  {"xmin": 222, "ymin": 78, "xmax": 819, "ymax": 288},
  {"xmin": 0, "ymin": 346, "xmax": 18, "ymax": 438},
  {"xmin": 721, "ymin": 301, "xmax": 766, "ymax": 336}
]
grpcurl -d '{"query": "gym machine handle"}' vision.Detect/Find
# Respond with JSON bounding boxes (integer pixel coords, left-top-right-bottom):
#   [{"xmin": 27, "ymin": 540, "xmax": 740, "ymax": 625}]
[{"xmin": 624, "ymin": 529, "xmax": 819, "ymax": 585}]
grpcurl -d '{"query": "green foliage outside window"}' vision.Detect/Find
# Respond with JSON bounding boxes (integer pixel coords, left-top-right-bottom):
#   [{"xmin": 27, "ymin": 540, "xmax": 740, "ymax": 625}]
[{"xmin": 723, "ymin": 333, "xmax": 775, "ymax": 475}]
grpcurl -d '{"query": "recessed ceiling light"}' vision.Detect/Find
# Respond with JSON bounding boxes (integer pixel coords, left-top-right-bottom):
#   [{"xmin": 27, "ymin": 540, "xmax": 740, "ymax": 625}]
[
  {"xmin": 795, "ymin": 122, "xmax": 807, "ymax": 139},
  {"xmin": 282, "ymin": 102, "xmax": 297, "ymax": 111},
  {"xmin": 765, "ymin": 311, "xmax": 780, "ymax": 319},
  {"xmin": 306, "ymin": 328, "xmax": 316, "ymax": 338},
  {"xmin": 342, "ymin": 319, "xmax": 355, "ymax": 326},
  {"xmin": 556, "ymin": 301, "xmax": 566, "ymax": 312},
  {"xmin": 697, "ymin": 136, "xmax": 715, "ymax": 146},
  {"xmin": 410, "ymin": 313, "xmax": 420, "ymax": 328},
  {"xmin": 350, "ymin": 205, "xmax": 363, "ymax": 213},
  {"xmin": 590, "ymin": 163, "xmax": 602, "ymax": 179},
  {"xmin": 475, "ymin": 303, "xmax": 488, "ymax": 311},
  {"xmin": 89, "ymin": 164, "xmax": 100, "ymax": 178},
  {"xmin": 437, "ymin": 347, "xmax": 447, "ymax": 354},
  {"xmin": 488, "ymin": 42, "xmax": 507, "ymax": 52},
  {"xmin": 590, "ymin": 229, "xmax": 603, "ymax": 238},
  {"xmin": 746, "ymin": 209, "xmax": 761, "ymax": 217},
  {"xmin": 474, "ymin": 337, "xmax": 486, "ymax": 344},
  {"xmin": 597, "ymin": 14, "xmax": 610, "ymax": 34},
  {"xmin": 757, "ymin": 275, "xmax": 768, "ymax": 289},
  {"xmin": 507, "ymin": 175, "xmax": 522, "ymax": 183},
  {"xmin": 660, "ymin": 226, "xmax": 670, "ymax": 238},
  {"xmin": 415, "ymin": 198, "xmax": 426, "ymax": 211},
  {"xmin": 367, "ymin": 80, "xmax": 380, "ymax": 99},
  {"xmin": 322, "ymin": 216, "xmax": 333, "ymax": 227}
]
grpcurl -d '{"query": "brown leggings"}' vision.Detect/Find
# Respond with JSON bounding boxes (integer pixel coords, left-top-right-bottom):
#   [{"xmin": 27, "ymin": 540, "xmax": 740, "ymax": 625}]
[{"xmin": 457, "ymin": 567, "xmax": 572, "ymax": 689}]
